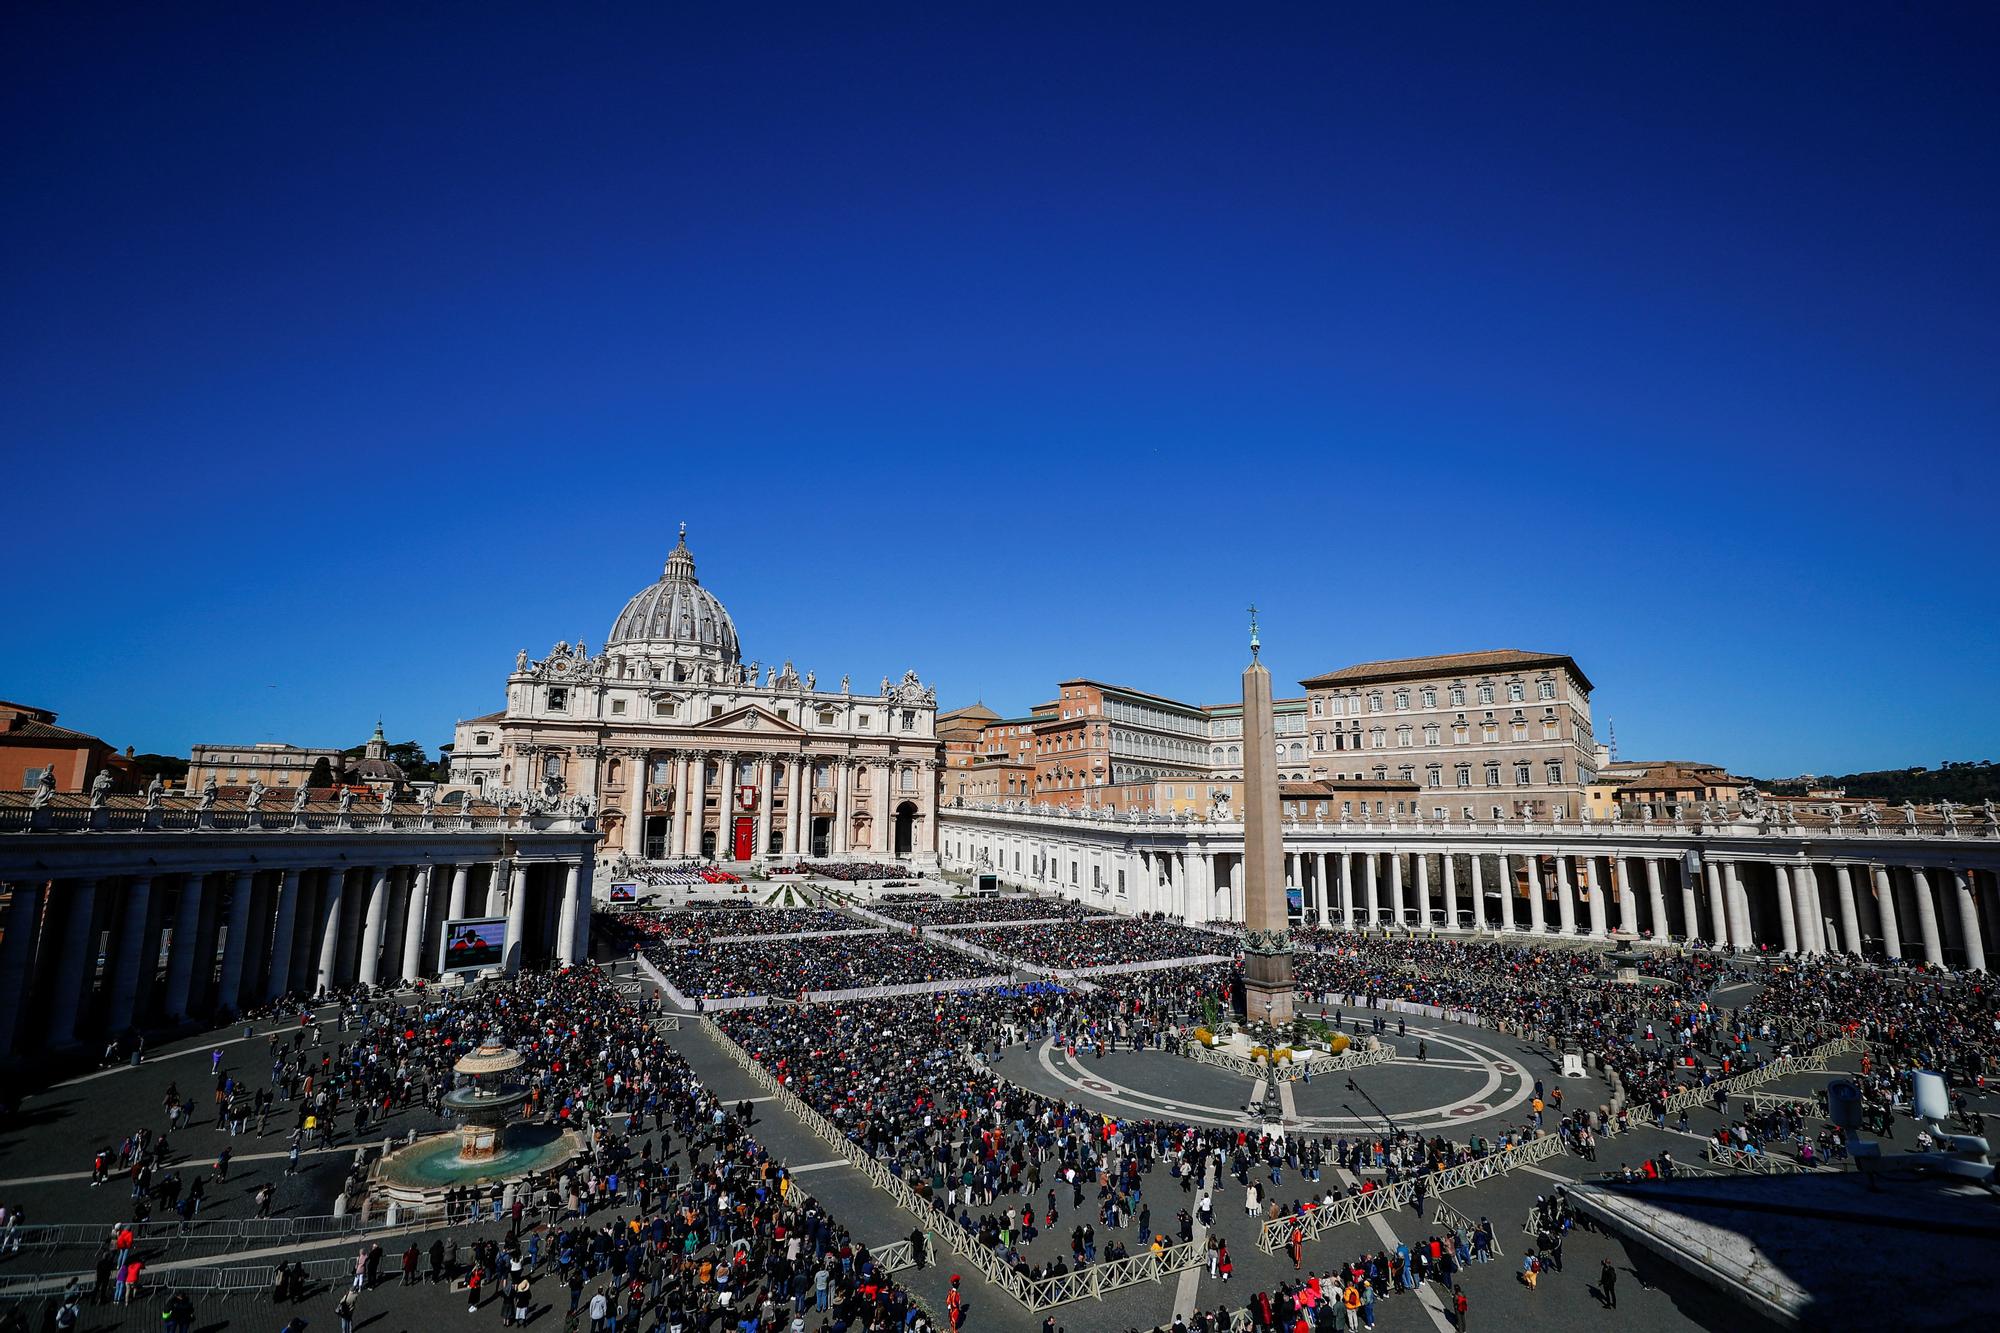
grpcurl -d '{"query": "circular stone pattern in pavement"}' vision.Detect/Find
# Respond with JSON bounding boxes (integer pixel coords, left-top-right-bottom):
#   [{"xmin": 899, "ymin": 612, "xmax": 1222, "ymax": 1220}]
[{"xmin": 1024, "ymin": 1016, "xmax": 1550, "ymax": 1134}]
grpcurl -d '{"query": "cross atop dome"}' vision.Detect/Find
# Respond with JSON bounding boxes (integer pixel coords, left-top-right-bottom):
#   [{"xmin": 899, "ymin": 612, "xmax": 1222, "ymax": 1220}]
[{"xmin": 664, "ymin": 523, "xmax": 697, "ymax": 581}]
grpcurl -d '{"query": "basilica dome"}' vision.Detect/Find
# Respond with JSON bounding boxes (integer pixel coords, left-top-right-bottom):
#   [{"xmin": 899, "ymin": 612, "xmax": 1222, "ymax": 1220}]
[{"xmin": 605, "ymin": 526, "xmax": 741, "ymax": 665}]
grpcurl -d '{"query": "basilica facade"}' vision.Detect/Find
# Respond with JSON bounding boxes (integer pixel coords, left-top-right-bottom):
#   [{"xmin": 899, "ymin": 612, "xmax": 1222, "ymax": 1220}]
[{"xmin": 449, "ymin": 528, "xmax": 941, "ymax": 869}]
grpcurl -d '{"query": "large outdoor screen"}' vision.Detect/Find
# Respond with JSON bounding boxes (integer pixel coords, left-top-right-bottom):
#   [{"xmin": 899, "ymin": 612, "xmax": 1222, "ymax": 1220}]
[
  {"xmin": 608, "ymin": 881, "xmax": 639, "ymax": 904},
  {"xmin": 441, "ymin": 916, "xmax": 507, "ymax": 973}
]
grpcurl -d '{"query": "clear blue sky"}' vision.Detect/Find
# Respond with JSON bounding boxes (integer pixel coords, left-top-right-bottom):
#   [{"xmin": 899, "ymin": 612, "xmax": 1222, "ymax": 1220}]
[{"xmin": 4, "ymin": 4, "xmax": 1996, "ymax": 777}]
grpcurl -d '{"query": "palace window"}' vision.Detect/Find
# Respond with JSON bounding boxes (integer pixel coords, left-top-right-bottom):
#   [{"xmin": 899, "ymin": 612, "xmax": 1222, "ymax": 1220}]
[
  {"xmin": 1515, "ymin": 764, "xmax": 1532, "ymax": 784},
  {"xmin": 1420, "ymin": 688, "xmax": 1436, "ymax": 708},
  {"xmin": 1485, "ymin": 763, "xmax": 1500, "ymax": 786},
  {"xmin": 1539, "ymin": 680, "xmax": 1556, "ymax": 700},
  {"xmin": 902, "ymin": 709, "xmax": 916, "ymax": 731},
  {"xmin": 1512, "ymin": 722, "xmax": 1528, "ymax": 741},
  {"xmin": 1393, "ymin": 690, "xmax": 1410, "ymax": 710},
  {"xmin": 1453, "ymin": 724, "xmax": 1469, "ymax": 744},
  {"xmin": 1508, "ymin": 682, "xmax": 1525, "ymax": 702},
  {"xmin": 1456, "ymin": 765, "xmax": 1471, "ymax": 787},
  {"xmin": 1395, "ymin": 726, "xmax": 1412, "ymax": 748},
  {"xmin": 1426, "ymin": 765, "xmax": 1442, "ymax": 788},
  {"xmin": 474, "ymin": 733, "xmax": 490, "ymax": 746},
  {"xmin": 1370, "ymin": 729, "xmax": 1386, "ymax": 749},
  {"xmin": 1314, "ymin": 734, "xmax": 1325, "ymax": 752},
  {"xmin": 1546, "ymin": 761, "xmax": 1564, "ymax": 785},
  {"xmin": 1482, "ymin": 723, "xmax": 1499, "ymax": 743},
  {"xmin": 1542, "ymin": 720, "xmax": 1560, "ymax": 740},
  {"xmin": 1477, "ymin": 685, "xmax": 1494, "ymax": 704},
  {"xmin": 1423, "ymin": 725, "xmax": 1440, "ymax": 745},
  {"xmin": 1449, "ymin": 685, "xmax": 1465, "ymax": 706},
  {"xmin": 1312, "ymin": 700, "xmax": 1322, "ymax": 716},
  {"xmin": 1368, "ymin": 692, "xmax": 1383, "ymax": 713}
]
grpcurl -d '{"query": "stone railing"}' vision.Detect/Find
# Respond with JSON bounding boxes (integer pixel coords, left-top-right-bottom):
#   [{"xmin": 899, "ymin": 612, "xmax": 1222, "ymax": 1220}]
[
  {"xmin": 702, "ymin": 1019, "xmax": 1202, "ymax": 1310},
  {"xmin": 0, "ymin": 794, "xmax": 596, "ymax": 837},
  {"xmin": 1257, "ymin": 1132, "xmax": 1565, "ymax": 1252}
]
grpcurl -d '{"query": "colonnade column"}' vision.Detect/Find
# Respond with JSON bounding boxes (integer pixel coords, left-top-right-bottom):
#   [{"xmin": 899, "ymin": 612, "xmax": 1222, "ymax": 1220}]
[
  {"xmin": 557, "ymin": 863, "xmax": 581, "ymax": 963},
  {"xmin": 1952, "ymin": 870, "xmax": 1986, "ymax": 972},
  {"xmin": 1724, "ymin": 862, "xmax": 1752, "ymax": 951},
  {"xmin": 1871, "ymin": 864, "xmax": 1902, "ymax": 961},
  {"xmin": 1833, "ymin": 864, "xmax": 1862, "ymax": 956},
  {"xmin": 1414, "ymin": 854, "xmax": 1431, "ymax": 929},
  {"xmin": 0, "ymin": 882, "xmax": 48, "ymax": 1056},
  {"xmin": 316, "ymin": 870, "xmax": 349, "ymax": 992},
  {"xmin": 1670, "ymin": 860, "xmax": 1696, "ymax": 944},
  {"xmin": 401, "ymin": 866, "xmax": 433, "ymax": 980},
  {"xmin": 1583, "ymin": 857, "xmax": 1608, "ymax": 937},
  {"xmin": 1389, "ymin": 854, "xmax": 1406, "ymax": 929},
  {"xmin": 266, "ymin": 870, "xmax": 301, "ymax": 1000},
  {"xmin": 1469, "ymin": 854, "xmax": 1487, "ymax": 932},
  {"xmin": 1705, "ymin": 861, "xmax": 1729, "ymax": 948},
  {"xmin": 216, "ymin": 870, "xmax": 258, "ymax": 1011},
  {"xmin": 1338, "ymin": 853, "xmax": 1354, "ymax": 928},
  {"xmin": 1523, "ymin": 855, "xmax": 1545, "ymax": 934},
  {"xmin": 1442, "ymin": 854, "xmax": 1458, "ymax": 932},
  {"xmin": 1500, "ymin": 854, "xmax": 1520, "ymax": 933},
  {"xmin": 1772, "ymin": 864, "xmax": 1798, "ymax": 954},
  {"xmin": 1908, "ymin": 867, "xmax": 1944, "ymax": 967},
  {"xmin": 1554, "ymin": 856, "xmax": 1576, "ymax": 935},
  {"xmin": 1615, "ymin": 857, "xmax": 1638, "ymax": 936},
  {"xmin": 1794, "ymin": 865, "xmax": 1824, "ymax": 955},
  {"xmin": 1314, "ymin": 853, "xmax": 1330, "ymax": 927},
  {"xmin": 356, "ymin": 866, "xmax": 390, "ymax": 987},
  {"xmin": 162, "ymin": 874, "xmax": 206, "ymax": 1019},
  {"xmin": 504, "ymin": 861, "xmax": 530, "ymax": 974},
  {"xmin": 46, "ymin": 878, "xmax": 99, "ymax": 1046},
  {"xmin": 1364, "ymin": 853, "xmax": 1381, "ymax": 928},
  {"xmin": 1643, "ymin": 857, "xmax": 1667, "ymax": 941},
  {"xmin": 103, "ymin": 876, "xmax": 155, "ymax": 1036}
]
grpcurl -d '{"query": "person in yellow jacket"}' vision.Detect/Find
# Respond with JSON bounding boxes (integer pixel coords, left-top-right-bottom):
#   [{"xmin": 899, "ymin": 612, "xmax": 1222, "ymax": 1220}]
[{"xmin": 1342, "ymin": 1280, "xmax": 1362, "ymax": 1332}]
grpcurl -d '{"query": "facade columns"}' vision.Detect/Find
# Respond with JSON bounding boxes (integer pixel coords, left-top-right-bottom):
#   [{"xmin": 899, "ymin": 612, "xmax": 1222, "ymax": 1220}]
[
  {"xmin": 1554, "ymin": 855, "xmax": 1576, "ymax": 935},
  {"xmin": 755, "ymin": 756, "xmax": 776, "ymax": 858},
  {"xmin": 448, "ymin": 864, "xmax": 471, "ymax": 920},
  {"xmin": 1442, "ymin": 853, "xmax": 1458, "ymax": 931},
  {"xmin": 872, "ymin": 761, "xmax": 893, "ymax": 855},
  {"xmin": 1338, "ymin": 853, "xmax": 1355, "ymax": 927},
  {"xmin": 402, "ymin": 866, "xmax": 433, "ymax": 980},
  {"xmin": 624, "ymin": 750, "xmax": 647, "ymax": 859},
  {"xmin": 557, "ymin": 863, "xmax": 581, "ymax": 963},
  {"xmin": 832, "ymin": 759, "xmax": 850, "ymax": 855},
  {"xmin": 47, "ymin": 878, "xmax": 99, "ymax": 1046},
  {"xmin": 1413, "ymin": 854, "xmax": 1430, "ymax": 929},
  {"xmin": 216, "ymin": 869, "xmax": 258, "ymax": 1011},
  {"xmin": 1908, "ymin": 866, "xmax": 1944, "ymax": 967},
  {"xmin": 504, "ymin": 861, "xmax": 530, "ymax": 973},
  {"xmin": 1364, "ymin": 853, "xmax": 1381, "ymax": 928},
  {"xmin": 691, "ymin": 752, "xmax": 713, "ymax": 858},
  {"xmin": 1772, "ymin": 864, "xmax": 1798, "ymax": 954},
  {"xmin": 162, "ymin": 874, "xmax": 206, "ymax": 1020},
  {"xmin": 1314, "ymin": 853, "xmax": 1330, "ymax": 927},
  {"xmin": 1952, "ymin": 870, "xmax": 1986, "ymax": 972},
  {"xmin": 1670, "ymin": 859, "xmax": 1696, "ymax": 944},
  {"xmin": 1583, "ymin": 856, "xmax": 1608, "ymax": 937},
  {"xmin": 103, "ymin": 876, "xmax": 154, "ymax": 1036},
  {"xmin": 1389, "ymin": 853, "xmax": 1406, "ymax": 928},
  {"xmin": 266, "ymin": 870, "xmax": 302, "ymax": 999},
  {"xmin": 1469, "ymin": 853, "xmax": 1487, "ymax": 932},
  {"xmin": 1793, "ymin": 865, "xmax": 1824, "ymax": 955},
  {"xmin": 787, "ymin": 754, "xmax": 805, "ymax": 857},
  {"xmin": 1500, "ymin": 854, "xmax": 1520, "ymax": 933},
  {"xmin": 1526, "ymin": 856, "xmax": 1547, "ymax": 934}
]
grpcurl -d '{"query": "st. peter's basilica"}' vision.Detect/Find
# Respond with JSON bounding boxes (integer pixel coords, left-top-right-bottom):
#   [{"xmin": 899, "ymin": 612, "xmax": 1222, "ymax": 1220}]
[{"xmin": 448, "ymin": 526, "xmax": 941, "ymax": 869}]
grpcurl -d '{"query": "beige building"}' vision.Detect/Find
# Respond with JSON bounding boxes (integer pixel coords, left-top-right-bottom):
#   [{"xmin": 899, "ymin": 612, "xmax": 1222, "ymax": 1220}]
[
  {"xmin": 1591, "ymin": 760, "xmax": 1747, "ymax": 818},
  {"xmin": 449, "ymin": 527, "xmax": 941, "ymax": 868},
  {"xmin": 186, "ymin": 741, "xmax": 343, "ymax": 792},
  {"xmin": 1300, "ymin": 649, "xmax": 1597, "ymax": 821}
]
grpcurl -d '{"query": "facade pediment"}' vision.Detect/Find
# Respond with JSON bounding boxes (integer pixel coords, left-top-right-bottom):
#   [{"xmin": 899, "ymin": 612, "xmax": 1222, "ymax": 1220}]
[{"xmin": 693, "ymin": 705, "xmax": 808, "ymax": 737}]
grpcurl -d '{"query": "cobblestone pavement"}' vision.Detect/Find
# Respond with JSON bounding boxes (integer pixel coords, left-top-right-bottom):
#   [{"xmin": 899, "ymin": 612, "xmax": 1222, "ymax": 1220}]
[{"xmin": 0, "ymin": 949, "xmax": 1873, "ymax": 1333}]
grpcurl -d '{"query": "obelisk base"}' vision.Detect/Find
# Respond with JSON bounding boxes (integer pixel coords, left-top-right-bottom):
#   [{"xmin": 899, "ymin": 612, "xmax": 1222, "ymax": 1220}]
[{"xmin": 1241, "ymin": 944, "xmax": 1296, "ymax": 1027}]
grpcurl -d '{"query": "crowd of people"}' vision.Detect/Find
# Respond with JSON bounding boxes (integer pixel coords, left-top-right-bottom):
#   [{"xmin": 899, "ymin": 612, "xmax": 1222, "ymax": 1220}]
[
  {"xmin": 871, "ymin": 896, "xmax": 1113, "ymax": 927},
  {"xmin": 619, "ymin": 906, "xmax": 858, "ymax": 945},
  {"xmin": 956, "ymin": 918, "xmax": 1230, "ymax": 970},
  {"xmin": 797, "ymin": 862, "xmax": 910, "ymax": 881},
  {"xmin": 635, "ymin": 931, "xmax": 998, "ymax": 1000}
]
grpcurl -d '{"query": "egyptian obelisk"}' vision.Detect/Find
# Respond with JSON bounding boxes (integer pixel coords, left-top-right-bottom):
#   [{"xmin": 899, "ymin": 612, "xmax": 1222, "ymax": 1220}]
[{"xmin": 1239, "ymin": 606, "xmax": 1296, "ymax": 1025}]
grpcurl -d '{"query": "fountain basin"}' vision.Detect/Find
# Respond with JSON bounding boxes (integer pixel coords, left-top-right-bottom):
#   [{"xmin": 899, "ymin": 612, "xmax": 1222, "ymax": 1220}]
[{"xmin": 370, "ymin": 1122, "xmax": 584, "ymax": 1204}]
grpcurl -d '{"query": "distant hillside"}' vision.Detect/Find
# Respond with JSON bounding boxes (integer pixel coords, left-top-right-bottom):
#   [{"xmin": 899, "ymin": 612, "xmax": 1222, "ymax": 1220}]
[{"xmin": 1751, "ymin": 760, "xmax": 1999, "ymax": 805}]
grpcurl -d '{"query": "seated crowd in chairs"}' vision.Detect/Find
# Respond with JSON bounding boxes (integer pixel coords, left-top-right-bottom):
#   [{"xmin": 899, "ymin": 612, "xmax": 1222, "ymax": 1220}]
[
  {"xmin": 872, "ymin": 895, "xmax": 1115, "ymax": 927},
  {"xmin": 798, "ymin": 861, "xmax": 909, "ymax": 881},
  {"xmin": 634, "ymin": 861, "xmax": 741, "ymax": 888},
  {"xmin": 618, "ymin": 906, "xmax": 857, "ymax": 945}
]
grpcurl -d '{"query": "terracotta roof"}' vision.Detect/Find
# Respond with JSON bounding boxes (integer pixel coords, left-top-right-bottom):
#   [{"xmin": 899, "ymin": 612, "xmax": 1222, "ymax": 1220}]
[
  {"xmin": 0, "ymin": 717, "xmax": 112, "ymax": 748},
  {"xmin": 1300, "ymin": 650, "xmax": 1592, "ymax": 693},
  {"xmin": 1280, "ymin": 778, "xmax": 1421, "ymax": 795},
  {"xmin": 1611, "ymin": 763, "xmax": 1746, "ymax": 792},
  {"xmin": 461, "ymin": 710, "xmax": 506, "ymax": 725},
  {"xmin": 1057, "ymin": 679, "xmax": 1206, "ymax": 714}
]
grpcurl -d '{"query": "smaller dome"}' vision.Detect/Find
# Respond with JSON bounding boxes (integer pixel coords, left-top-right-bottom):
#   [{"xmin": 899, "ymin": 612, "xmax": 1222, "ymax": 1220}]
[{"xmin": 605, "ymin": 525, "xmax": 742, "ymax": 666}]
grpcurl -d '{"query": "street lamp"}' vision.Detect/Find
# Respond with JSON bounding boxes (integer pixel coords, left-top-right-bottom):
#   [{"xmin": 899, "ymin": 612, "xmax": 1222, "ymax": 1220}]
[{"xmin": 1258, "ymin": 997, "xmax": 1285, "ymax": 1126}]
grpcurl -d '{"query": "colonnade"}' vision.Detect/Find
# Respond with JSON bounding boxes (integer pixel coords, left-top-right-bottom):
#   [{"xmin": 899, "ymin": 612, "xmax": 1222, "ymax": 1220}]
[{"xmin": 940, "ymin": 813, "xmax": 1999, "ymax": 971}]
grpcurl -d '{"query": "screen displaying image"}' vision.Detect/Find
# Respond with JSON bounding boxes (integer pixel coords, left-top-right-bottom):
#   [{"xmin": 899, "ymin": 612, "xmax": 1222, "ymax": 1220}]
[
  {"xmin": 442, "ymin": 917, "xmax": 506, "ymax": 972},
  {"xmin": 609, "ymin": 882, "xmax": 638, "ymax": 904}
]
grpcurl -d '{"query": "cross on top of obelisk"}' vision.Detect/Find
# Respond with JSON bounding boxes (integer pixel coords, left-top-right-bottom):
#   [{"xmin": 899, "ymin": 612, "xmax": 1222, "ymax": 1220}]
[{"xmin": 1248, "ymin": 603, "xmax": 1261, "ymax": 660}]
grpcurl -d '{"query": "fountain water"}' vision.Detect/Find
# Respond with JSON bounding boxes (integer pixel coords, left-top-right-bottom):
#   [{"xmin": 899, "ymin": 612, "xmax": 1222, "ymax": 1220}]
[{"xmin": 368, "ymin": 1038, "xmax": 584, "ymax": 1206}]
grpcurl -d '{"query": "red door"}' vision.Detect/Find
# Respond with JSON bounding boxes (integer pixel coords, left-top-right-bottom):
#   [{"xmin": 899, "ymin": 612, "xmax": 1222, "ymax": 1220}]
[{"xmin": 732, "ymin": 816, "xmax": 754, "ymax": 861}]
